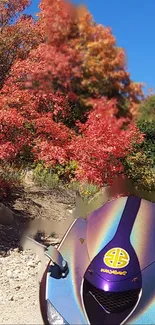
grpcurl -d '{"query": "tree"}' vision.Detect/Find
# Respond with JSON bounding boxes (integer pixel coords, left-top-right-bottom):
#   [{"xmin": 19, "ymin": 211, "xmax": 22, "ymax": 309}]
[
  {"xmin": 32, "ymin": 0, "xmax": 144, "ymax": 120},
  {"xmin": 0, "ymin": 0, "xmax": 144, "ymax": 188},
  {"xmin": 0, "ymin": 0, "xmax": 43, "ymax": 89},
  {"xmin": 124, "ymin": 120, "xmax": 155, "ymax": 191},
  {"xmin": 124, "ymin": 95, "xmax": 155, "ymax": 192},
  {"xmin": 138, "ymin": 94, "xmax": 155, "ymax": 122},
  {"xmin": 0, "ymin": 62, "xmax": 143, "ymax": 186}
]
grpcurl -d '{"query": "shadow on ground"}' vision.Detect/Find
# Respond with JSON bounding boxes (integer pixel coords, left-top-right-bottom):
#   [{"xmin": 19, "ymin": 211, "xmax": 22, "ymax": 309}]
[{"xmin": 0, "ymin": 184, "xmax": 76, "ymax": 256}]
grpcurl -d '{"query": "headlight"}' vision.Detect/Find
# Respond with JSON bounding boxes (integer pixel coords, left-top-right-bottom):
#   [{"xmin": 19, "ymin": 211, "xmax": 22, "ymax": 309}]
[{"xmin": 47, "ymin": 299, "xmax": 69, "ymax": 325}]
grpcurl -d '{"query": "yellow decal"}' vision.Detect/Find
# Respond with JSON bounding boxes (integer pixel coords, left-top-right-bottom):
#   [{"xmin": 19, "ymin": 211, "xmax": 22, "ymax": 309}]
[
  {"xmin": 104, "ymin": 247, "xmax": 130, "ymax": 269},
  {"xmin": 100, "ymin": 268, "xmax": 127, "ymax": 276}
]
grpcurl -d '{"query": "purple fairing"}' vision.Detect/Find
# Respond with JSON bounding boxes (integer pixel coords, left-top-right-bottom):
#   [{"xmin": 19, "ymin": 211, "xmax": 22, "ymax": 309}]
[{"xmin": 84, "ymin": 196, "xmax": 142, "ymax": 292}]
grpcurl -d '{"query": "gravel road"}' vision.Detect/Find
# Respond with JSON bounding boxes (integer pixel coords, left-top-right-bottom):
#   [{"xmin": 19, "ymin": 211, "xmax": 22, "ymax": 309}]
[{"xmin": 0, "ymin": 248, "xmax": 44, "ymax": 324}]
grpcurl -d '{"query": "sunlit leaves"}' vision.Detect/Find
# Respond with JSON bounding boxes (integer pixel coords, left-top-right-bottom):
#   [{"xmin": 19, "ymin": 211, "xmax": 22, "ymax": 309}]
[
  {"xmin": 68, "ymin": 98, "xmax": 143, "ymax": 185},
  {"xmin": 0, "ymin": 0, "xmax": 145, "ymax": 187},
  {"xmin": 0, "ymin": 0, "xmax": 42, "ymax": 89}
]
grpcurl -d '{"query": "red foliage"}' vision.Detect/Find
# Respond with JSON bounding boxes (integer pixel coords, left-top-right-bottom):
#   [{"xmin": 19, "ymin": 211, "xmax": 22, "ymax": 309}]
[
  {"xmin": 0, "ymin": 107, "xmax": 29, "ymax": 160},
  {"xmin": 0, "ymin": 0, "xmax": 30, "ymax": 24},
  {"xmin": 39, "ymin": 0, "xmax": 76, "ymax": 45},
  {"xmin": 0, "ymin": 74, "xmax": 73, "ymax": 163},
  {"xmin": 69, "ymin": 98, "xmax": 144, "ymax": 185},
  {"xmin": 0, "ymin": 0, "xmax": 43, "ymax": 90},
  {"xmin": 32, "ymin": 112, "xmax": 73, "ymax": 165},
  {"xmin": 0, "ymin": 0, "xmax": 144, "ymax": 187}
]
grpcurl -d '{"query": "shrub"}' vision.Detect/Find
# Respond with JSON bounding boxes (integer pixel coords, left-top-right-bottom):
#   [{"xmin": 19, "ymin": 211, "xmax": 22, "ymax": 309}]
[{"xmin": 124, "ymin": 120, "xmax": 155, "ymax": 191}]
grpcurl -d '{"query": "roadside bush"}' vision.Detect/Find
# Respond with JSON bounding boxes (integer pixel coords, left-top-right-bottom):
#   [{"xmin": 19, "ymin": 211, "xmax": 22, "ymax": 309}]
[{"xmin": 124, "ymin": 120, "xmax": 155, "ymax": 191}]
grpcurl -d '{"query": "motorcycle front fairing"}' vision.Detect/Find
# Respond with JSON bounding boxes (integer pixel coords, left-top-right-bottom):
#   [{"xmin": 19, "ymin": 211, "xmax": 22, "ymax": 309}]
[{"xmin": 40, "ymin": 196, "xmax": 155, "ymax": 325}]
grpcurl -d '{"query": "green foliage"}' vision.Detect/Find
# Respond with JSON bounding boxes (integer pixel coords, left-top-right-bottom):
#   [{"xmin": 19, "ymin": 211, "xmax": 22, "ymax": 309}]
[
  {"xmin": 124, "ymin": 152, "xmax": 155, "ymax": 191},
  {"xmin": 33, "ymin": 160, "xmax": 78, "ymax": 188},
  {"xmin": 0, "ymin": 163, "xmax": 23, "ymax": 183},
  {"xmin": 139, "ymin": 95, "xmax": 155, "ymax": 122},
  {"xmin": 137, "ymin": 120, "xmax": 155, "ymax": 159},
  {"xmin": 79, "ymin": 182, "xmax": 100, "ymax": 201},
  {"xmin": 33, "ymin": 165, "xmax": 60, "ymax": 188},
  {"xmin": 124, "ymin": 120, "xmax": 155, "ymax": 191},
  {"xmin": 33, "ymin": 161, "xmax": 99, "ymax": 199},
  {"xmin": 68, "ymin": 181, "xmax": 100, "ymax": 201}
]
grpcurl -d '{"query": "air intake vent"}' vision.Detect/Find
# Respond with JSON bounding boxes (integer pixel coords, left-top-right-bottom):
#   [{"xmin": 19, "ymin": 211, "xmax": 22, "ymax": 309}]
[{"xmin": 85, "ymin": 280, "xmax": 140, "ymax": 313}]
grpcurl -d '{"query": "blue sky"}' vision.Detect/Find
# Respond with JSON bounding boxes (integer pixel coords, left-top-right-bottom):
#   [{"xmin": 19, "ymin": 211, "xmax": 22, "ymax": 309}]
[{"xmin": 25, "ymin": 0, "xmax": 155, "ymax": 94}]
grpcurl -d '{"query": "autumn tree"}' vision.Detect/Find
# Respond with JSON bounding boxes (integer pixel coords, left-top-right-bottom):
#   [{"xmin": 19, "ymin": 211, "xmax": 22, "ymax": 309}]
[
  {"xmin": 38, "ymin": 0, "xmax": 144, "ymax": 120},
  {"xmin": 0, "ymin": 58, "xmax": 74, "ymax": 165},
  {"xmin": 0, "ymin": 0, "xmax": 144, "ymax": 188},
  {"xmin": 0, "ymin": 0, "xmax": 43, "ymax": 89}
]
